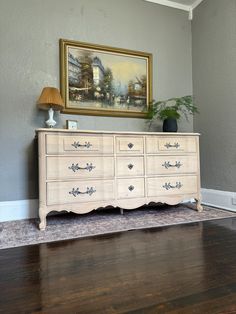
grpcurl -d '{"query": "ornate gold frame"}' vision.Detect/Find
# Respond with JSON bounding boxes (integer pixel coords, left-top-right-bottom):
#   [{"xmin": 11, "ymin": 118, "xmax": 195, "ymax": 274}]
[{"xmin": 60, "ymin": 39, "xmax": 152, "ymax": 118}]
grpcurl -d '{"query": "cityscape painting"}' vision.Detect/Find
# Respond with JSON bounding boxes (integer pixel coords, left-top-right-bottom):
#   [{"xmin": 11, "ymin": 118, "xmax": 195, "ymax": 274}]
[{"xmin": 60, "ymin": 39, "xmax": 152, "ymax": 118}]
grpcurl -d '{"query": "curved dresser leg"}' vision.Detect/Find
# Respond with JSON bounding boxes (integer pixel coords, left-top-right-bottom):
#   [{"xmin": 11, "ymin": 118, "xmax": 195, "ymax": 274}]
[
  {"xmin": 120, "ymin": 208, "xmax": 124, "ymax": 215},
  {"xmin": 39, "ymin": 208, "xmax": 47, "ymax": 230},
  {"xmin": 195, "ymin": 198, "xmax": 203, "ymax": 212}
]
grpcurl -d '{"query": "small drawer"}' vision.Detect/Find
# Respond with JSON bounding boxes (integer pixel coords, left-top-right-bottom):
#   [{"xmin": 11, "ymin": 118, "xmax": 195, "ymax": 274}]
[
  {"xmin": 47, "ymin": 156, "xmax": 114, "ymax": 180},
  {"xmin": 146, "ymin": 155, "xmax": 198, "ymax": 175},
  {"xmin": 46, "ymin": 134, "xmax": 113, "ymax": 155},
  {"xmin": 117, "ymin": 178, "xmax": 145, "ymax": 199},
  {"xmin": 147, "ymin": 175, "xmax": 197, "ymax": 197},
  {"xmin": 47, "ymin": 179, "xmax": 115, "ymax": 205},
  {"xmin": 116, "ymin": 157, "xmax": 144, "ymax": 177},
  {"xmin": 146, "ymin": 137, "xmax": 197, "ymax": 154},
  {"xmin": 116, "ymin": 137, "xmax": 143, "ymax": 154}
]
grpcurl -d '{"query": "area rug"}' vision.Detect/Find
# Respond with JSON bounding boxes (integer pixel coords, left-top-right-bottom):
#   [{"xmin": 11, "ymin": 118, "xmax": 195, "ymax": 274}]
[{"xmin": 1, "ymin": 204, "xmax": 236, "ymax": 249}]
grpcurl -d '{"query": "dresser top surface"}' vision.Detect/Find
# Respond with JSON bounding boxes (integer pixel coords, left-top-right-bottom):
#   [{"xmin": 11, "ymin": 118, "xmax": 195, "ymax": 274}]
[{"xmin": 36, "ymin": 128, "xmax": 200, "ymax": 136}]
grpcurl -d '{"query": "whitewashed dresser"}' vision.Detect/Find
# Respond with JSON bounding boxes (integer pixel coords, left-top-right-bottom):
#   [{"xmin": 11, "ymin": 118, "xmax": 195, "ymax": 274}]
[{"xmin": 36, "ymin": 129, "xmax": 202, "ymax": 230}]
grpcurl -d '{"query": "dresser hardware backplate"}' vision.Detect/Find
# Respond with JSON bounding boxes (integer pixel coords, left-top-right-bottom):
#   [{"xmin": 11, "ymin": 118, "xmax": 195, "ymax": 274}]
[
  {"xmin": 162, "ymin": 161, "xmax": 182, "ymax": 169},
  {"xmin": 72, "ymin": 141, "xmax": 92, "ymax": 149},
  {"xmin": 162, "ymin": 182, "xmax": 183, "ymax": 190},
  {"xmin": 69, "ymin": 187, "xmax": 96, "ymax": 197},
  {"xmin": 128, "ymin": 185, "xmax": 134, "ymax": 191},
  {"xmin": 164, "ymin": 142, "xmax": 180, "ymax": 149},
  {"xmin": 68, "ymin": 163, "xmax": 95, "ymax": 172}
]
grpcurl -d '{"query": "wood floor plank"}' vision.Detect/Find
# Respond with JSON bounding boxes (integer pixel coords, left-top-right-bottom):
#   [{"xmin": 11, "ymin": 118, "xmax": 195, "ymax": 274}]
[{"xmin": 0, "ymin": 218, "xmax": 236, "ymax": 313}]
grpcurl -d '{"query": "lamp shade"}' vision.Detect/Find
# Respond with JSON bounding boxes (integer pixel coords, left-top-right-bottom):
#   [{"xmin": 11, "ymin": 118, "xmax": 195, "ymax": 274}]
[{"xmin": 37, "ymin": 87, "xmax": 64, "ymax": 111}]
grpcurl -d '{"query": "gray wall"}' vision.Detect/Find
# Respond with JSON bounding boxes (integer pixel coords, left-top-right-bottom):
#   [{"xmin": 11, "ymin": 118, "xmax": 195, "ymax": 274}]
[
  {"xmin": 192, "ymin": 0, "xmax": 236, "ymax": 191},
  {"xmin": 0, "ymin": 0, "xmax": 192, "ymax": 202}
]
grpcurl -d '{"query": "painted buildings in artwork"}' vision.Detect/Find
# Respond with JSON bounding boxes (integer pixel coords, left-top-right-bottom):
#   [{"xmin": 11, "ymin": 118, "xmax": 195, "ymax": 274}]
[
  {"xmin": 68, "ymin": 52, "xmax": 81, "ymax": 87},
  {"xmin": 92, "ymin": 56, "xmax": 105, "ymax": 86},
  {"xmin": 68, "ymin": 54, "xmax": 105, "ymax": 88}
]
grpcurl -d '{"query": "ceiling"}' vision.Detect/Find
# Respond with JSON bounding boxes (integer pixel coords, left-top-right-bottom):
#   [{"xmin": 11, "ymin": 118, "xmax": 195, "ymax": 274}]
[
  {"xmin": 144, "ymin": 0, "xmax": 204, "ymax": 10},
  {"xmin": 167, "ymin": 0, "xmax": 197, "ymax": 5},
  {"xmin": 144, "ymin": 0, "xmax": 204, "ymax": 19}
]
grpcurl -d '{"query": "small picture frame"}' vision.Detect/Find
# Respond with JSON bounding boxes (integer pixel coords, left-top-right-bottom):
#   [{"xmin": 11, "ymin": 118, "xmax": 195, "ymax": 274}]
[{"xmin": 66, "ymin": 120, "xmax": 78, "ymax": 130}]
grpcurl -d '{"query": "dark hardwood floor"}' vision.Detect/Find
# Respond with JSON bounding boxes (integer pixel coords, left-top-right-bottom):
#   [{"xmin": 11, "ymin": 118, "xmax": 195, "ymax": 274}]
[{"xmin": 1, "ymin": 218, "xmax": 236, "ymax": 313}]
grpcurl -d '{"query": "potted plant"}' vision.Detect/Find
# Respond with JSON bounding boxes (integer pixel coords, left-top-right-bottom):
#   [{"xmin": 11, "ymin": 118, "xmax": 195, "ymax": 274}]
[{"xmin": 147, "ymin": 95, "xmax": 198, "ymax": 132}]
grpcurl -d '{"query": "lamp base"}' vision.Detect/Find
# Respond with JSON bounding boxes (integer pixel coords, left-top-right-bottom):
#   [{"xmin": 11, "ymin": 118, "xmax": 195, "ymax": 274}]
[{"xmin": 45, "ymin": 107, "xmax": 56, "ymax": 128}]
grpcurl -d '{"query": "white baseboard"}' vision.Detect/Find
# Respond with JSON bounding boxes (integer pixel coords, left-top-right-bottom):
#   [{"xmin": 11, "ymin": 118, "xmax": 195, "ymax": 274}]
[
  {"xmin": 0, "ymin": 199, "xmax": 38, "ymax": 222},
  {"xmin": 0, "ymin": 189, "xmax": 235, "ymax": 222},
  {"xmin": 201, "ymin": 188, "xmax": 236, "ymax": 212}
]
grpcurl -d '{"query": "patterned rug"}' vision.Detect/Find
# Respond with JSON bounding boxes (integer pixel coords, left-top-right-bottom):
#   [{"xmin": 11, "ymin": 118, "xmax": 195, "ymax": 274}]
[{"xmin": 1, "ymin": 204, "xmax": 236, "ymax": 249}]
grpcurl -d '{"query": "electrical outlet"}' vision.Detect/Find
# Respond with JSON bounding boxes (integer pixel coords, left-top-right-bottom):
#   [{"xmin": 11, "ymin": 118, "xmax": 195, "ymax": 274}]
[{"xmin": 232, "ymin": 198, "xmax": 236, "ymax": 205}]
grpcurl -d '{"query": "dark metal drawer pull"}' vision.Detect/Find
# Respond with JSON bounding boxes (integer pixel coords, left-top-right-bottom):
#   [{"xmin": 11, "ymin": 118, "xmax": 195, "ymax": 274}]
[
  {"xmin": 163, "ymin": 182, "xmax": 183, "ymax": 190},
  {"xmin": 128, "ymin": 143, "xmax": 134, "ymax": 149},
  {"xmin": 71, "ymin": 141, "xmax": 92, "ymax": 149},
  {"xmin": 128, "ymin": 185, "xmax": 134, "ymax": 191},
  {"xmin": 69, "ymin": 187, "xmax": 96, "ymax": 197},
  {"xmin": 162, "ymin": 161, "xmax": 182, "ymax": 169},
  {"xmin": 164, "ymin": 142, "xmax": 180, "ymax": 149},
  {"xmin": 68, "ymin": 163, "xmax": 95, "ymax": 172},
  {"xmin": 128, "ymin": 164, "xmax": 134, "ymax": 170}
]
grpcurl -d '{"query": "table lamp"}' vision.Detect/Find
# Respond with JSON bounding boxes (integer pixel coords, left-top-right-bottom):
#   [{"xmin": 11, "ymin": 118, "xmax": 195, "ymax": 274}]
[{"xmin": 37, "ymin": 87, "xmax": 64, "ymax": 128}]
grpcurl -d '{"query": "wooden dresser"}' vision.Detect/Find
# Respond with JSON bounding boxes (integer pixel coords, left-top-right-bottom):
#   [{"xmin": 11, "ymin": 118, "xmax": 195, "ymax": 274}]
[{"xmin": 36, "ymin": 129, "xmax": 202, "ymax": 230}]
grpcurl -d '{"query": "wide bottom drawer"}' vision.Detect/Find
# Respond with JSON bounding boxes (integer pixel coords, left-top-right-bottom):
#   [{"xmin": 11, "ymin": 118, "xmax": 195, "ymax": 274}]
[
  {"xmin": 47, "ymin": 180, "xmax": 115, "ymax": 205},
  {"xmin": 147, "ymin": 175, "xmax": 198, "ymax": 197}
]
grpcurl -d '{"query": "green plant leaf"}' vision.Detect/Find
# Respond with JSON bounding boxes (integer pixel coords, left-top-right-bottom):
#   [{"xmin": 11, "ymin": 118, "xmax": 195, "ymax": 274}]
[{"xmin": 146, "ymin": 95, "xmax": 199, "ymax": 123}]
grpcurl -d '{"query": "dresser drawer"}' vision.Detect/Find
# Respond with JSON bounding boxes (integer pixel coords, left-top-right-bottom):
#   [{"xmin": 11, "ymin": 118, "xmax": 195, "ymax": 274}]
[
  {"xmin": 116, "ymin": 137, "xmax": 143, "ymax": 154},
  {"xmin": 117, "ymin": 178, "xmax": 145, "ymax": 199},
  {"xmin": 47, "ymin": 156, "xmax": 114, "ymax": 180},
  {"xmin": 116, "ymin": 157, "xmax": 144, "ymax": 177},
  {"xmin": 147, "ymin": 175, "xmax": 198, "ymax": 197},
  {"xmin": 47, "ymin": 180, "xmax": 115, "ymax": 205},
  {"xmin": 146, "ymin": 137, "xmax": 196, "ymax": 154},
  {"xmin": 146, "ymin": 155, "xmax": 198, "ymax": 175},
  {"xmin": 46, "ymin": 134, "xmax": 113, "ymax": 155}
]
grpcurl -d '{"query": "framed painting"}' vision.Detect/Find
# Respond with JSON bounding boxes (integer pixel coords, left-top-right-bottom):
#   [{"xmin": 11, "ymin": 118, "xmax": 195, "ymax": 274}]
[{"xmin": 60, "ymin": 39, "xmax": 152, "ymax": 118}]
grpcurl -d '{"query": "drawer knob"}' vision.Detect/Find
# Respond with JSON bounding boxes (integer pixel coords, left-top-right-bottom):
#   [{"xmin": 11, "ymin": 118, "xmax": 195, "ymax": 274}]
[
  {"xmin": 128, "ymin": 185, "xmax": 134, "ymax": 191},
  {"xmin": 71, "ymin": 141, "xmax": 92, "ymax": 149},
  {"xmin": 69, "ymin": 187, "xmax": 96, "ymax": 197},
  {"xmin": 162, "ymin": 161, "xmax": 182, "ymax": 169},
  {"xmin": 163, "ymin": 182, "xmax": 183, "ymax": 190},
  {"xmin": 128, "ymin": 143, "xmax": 134, "ymax": 149},
  {"xmin": 164, "ymin": 142, "xmax": 180, "ymax": 149},
  {"xmin": 128, "ymin": 164, "xmax": 134, "ymax": 170},
  {"xmin": 68, "ymin": 163, "xmax": 95, "ymax": 172}
]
